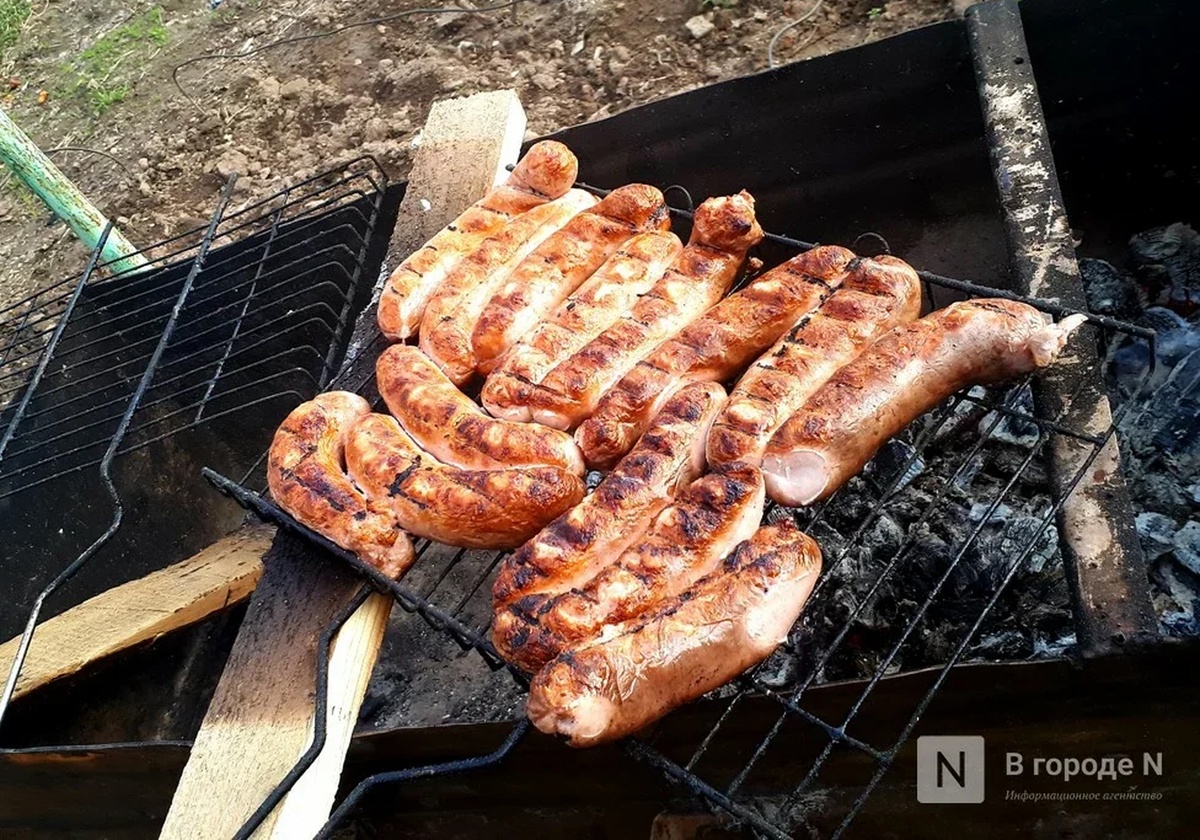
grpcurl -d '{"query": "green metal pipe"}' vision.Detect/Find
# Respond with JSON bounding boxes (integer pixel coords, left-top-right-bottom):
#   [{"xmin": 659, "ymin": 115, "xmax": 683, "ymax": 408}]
[{"xmin": 0, "ymin": 105, "xmax": 147, "ymax": 274}]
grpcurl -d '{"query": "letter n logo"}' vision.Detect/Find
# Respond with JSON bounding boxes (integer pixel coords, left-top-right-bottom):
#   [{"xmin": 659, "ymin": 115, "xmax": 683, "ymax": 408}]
[{"xmin": 917, "ymin": 736, "xmax": 985, "ymax": 803}]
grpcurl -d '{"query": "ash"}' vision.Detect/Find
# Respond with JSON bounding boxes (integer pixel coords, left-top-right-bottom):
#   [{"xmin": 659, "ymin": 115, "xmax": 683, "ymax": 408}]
[{"xmin": 1082, "ymin": 222, "xmax": 1200, "ymax": 638}]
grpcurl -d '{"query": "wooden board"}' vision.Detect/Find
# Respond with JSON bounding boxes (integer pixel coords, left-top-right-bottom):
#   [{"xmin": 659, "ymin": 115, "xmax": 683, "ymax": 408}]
[
  {"xmin": 0, "ymin": 525, "xmax": 270, "ymax": 701},
  {"xmin": 159, "ymin": 89, "xmax": 528, "ymax": 840}
]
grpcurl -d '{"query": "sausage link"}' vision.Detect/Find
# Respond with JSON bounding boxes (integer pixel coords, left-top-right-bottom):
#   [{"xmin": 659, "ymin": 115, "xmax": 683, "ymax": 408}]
[
  {"xmin": 707, "ymin": 254, "xmax": 923, "ymax": 467},
  {"xmin": 345, "ymin": 413, "xmax": 585, "ymax": 549},
  {"xmin": 527, "ymin": 520, "xmax": 821, "ymax": 746},
  {"xmin": 491, "ymin": 381, "xmax": 726, "ymax": 611},
  {"xmin": 762, "ymin": 299, "xmax": 1087, "ymax": 505},
  {"xmin": 376, "ymin": 344, "xmax": 583, "ymax": 474},
  {"xmin": 267, "ymin": 392, "xmax": 414, "ymax": 577},
  {"xmin": 377, "ymin": 140, "xmax": 578, "ymax": 340},
  {"xmin": 576, "ymin": 245, "xmax": 856, "ymax": 469},
  {"xmin": 471, "ymin": 184, "xmax": 671, "ymax": 375}
]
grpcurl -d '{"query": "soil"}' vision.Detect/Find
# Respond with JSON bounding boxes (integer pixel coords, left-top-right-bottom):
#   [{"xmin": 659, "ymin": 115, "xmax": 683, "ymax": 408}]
[{"xmin": 0, "ymin": 0, "xmax": 955, "ymax": 309}]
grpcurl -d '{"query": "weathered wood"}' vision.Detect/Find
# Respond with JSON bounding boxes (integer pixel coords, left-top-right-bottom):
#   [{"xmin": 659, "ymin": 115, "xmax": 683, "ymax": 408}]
[
  {"xmin": 160, "ymin": 89, "xmax": 528, "ymax": 839},
  {"xmin": 0, "ymin": 525, "xmax": 270, "ymax": 701}
]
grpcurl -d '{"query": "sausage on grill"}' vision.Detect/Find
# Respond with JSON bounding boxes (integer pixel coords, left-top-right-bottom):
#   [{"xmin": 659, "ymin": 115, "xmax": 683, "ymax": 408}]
[
  {"xmin": 472, "ymin": 184, "xmax": 671, "ymax": 375},
  {"xmin": 707, "ymin": 254, "xmax": 923, "ymax": 467},
  {"xmin": 375, "ymin": 344, "xmax": 583, "ymax": 475},
  {"xmin": 762, "ymin": 300, "xmax": 1087, "ymax": 506},
  {"xmin": 267, "ymin": 392, "xmax": 414, "ymax": 577},
  {"xmin": 345, "ymin": 413, "xmax": 585, "ymax": 549},
  {"xmin": 527, "ymin": 520, "xmax": 822, "ymax": 747},
  {"xmin": 576, "ymin": 245, "xmax": 856, "ymax": 469},
  {"xmin": 491, "ymin": 381, "xmax": 726, "ymax": 611},
  {"xmin": 493, "ymin": 461, "xmax": 765, "ymax": 673},
  {"xmin": 377, "ymin": 140, "xmax": 578, "ymax": 341},
  {"xmin": 527, "ymin": 191, "xmax": 764, "ymax": 431},
  {"xmin": 420, "ymin": 189, "xmax": 597, "ymax": 385},
  {"xmin": 481, "ymin": 231, "xmax": 683, "ymax": 422}
]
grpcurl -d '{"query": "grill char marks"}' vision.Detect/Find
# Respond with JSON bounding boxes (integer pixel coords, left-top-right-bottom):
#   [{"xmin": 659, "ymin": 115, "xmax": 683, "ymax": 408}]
[
  {"xmin": 491, "ymin": 381, "xmax": 727, "ymax": 612},
  {"xmin": 526, "ymin": 192, "xmax": 764, "ymax": 432},
  {"xmin": 706, "ymin": 254, "xmax": 923, "ymax": 467},
  {"xmin": 471, "ymin": 184, "xmax": 672, "ymax": 375},
  {"xmin": 267, "ymin": 392, "xmax": 414, "ymax": 578},
  {"xmin": 377, "ymin": 140, "xmax": 579, "ymax": 341},
  {"xmin": 492, "ymin": 459, "xmax": 764, "ymax": 673},
  {"xmin": 576, "ymin": 245, "xmax": 857, "ymax": 469},
  {"xmin": 761, "ymin": 298, "xmax": 1086, "ymax": 506},
  {"xmin": 375, "ymin": 344, "xmax": 584, "ymax": 474},
  {"xmin": 345, "ymin": 413, "xmax": 584, "ymax": 549},
  {"xmin": 526, "ymin": 520, "xmax": 823, "ymax": 747}
]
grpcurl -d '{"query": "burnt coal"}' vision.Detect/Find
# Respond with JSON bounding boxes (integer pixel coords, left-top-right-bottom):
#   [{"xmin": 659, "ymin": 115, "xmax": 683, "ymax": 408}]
[{"xmin": 1086, "ymin": 222, "xmax": 1200, "ymax": 639}]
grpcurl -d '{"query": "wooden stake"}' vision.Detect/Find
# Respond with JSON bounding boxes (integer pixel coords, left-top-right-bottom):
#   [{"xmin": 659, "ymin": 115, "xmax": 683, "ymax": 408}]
[{"xmin": 159, "ymin": 89, "xmax": 527, "ymax": 840}]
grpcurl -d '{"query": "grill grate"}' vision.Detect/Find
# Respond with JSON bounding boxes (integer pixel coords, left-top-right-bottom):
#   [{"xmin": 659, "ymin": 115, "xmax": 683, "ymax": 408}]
[
  {"xmin": 201, "ymin": 198, "xmax": 1152, "ymax": 837},
  {"xmin": 0, "ymin": 159, "xmax": 393, "ymax": 721}
]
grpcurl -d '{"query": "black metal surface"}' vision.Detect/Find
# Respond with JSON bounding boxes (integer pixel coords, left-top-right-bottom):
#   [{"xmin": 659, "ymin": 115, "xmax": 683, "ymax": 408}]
[
  {"xmin": 0, "ymin": 159, "xmax": 399, "ymax": 738},
  {"xmin": 967, "ymin": 0, "xmax": 1157, "ymax": 655}
]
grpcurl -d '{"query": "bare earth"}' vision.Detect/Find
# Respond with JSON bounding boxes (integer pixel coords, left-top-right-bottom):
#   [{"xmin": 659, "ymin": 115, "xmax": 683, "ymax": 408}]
[{"xmin": 0, "ymin": 0, "xmax": 954, "ymax": 308}]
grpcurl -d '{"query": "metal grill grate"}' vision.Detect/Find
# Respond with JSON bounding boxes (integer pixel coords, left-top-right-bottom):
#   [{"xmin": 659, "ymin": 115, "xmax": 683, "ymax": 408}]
[{"xmin": 201, "ymin": 196, "xmax": 1153, "ymax": 837}]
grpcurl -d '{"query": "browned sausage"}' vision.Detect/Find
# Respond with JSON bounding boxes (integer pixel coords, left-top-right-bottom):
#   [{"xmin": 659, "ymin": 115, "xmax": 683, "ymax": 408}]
[
  {"xmin": 706, "ymin": 254, "xmax": 923, "ymax": 467},
  {"xmin": 762, "ymin": 300, "xmax": 1087, "ymax": 506},
  {"xmin": 345, "ymin": 413, "xmax": 585, "ymax": 549},
  {"xmin": 267, "ymin": 392, "xmax": 414, "ymax": 577},
  {"xmin": 576, "ymin": 245, "xmax": 857, "ymax": 469},
  {"xmin": 526, "ymin": 191, "xmax": 765, "ymax": 431},
  {"xmin": 491, "ymin": 382, "xmax": 726, "ymax": 611},
  {"xmin": 377, "ymin": 140, "xmax": 578, "ymax": 340},
  {"xmin": 492, "ymin": 461, "xmax": 765, "ymax": 673},
  {"xmin": 375, "ymin": 344, "xmax": 583, "ymax": 474},
  {"xmin": 481, "ymin": 231, "xmax": 683, "ymax": 421},
  {"xmin": 471, "ymin": 184, "xmax": 671, "ymax": 375},
  {"xmin": 419, "ymin": 189, "xmax": 597, "ymax": 385},
  {"xmin": 527, "ymin": 520, "xmax": 822, "ymax": 747}
]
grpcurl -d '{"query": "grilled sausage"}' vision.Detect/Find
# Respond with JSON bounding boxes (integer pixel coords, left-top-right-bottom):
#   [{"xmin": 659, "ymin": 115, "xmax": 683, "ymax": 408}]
[
  {"xmin": 375, "ymin": 344, "xmax": 583, "ymax": 474},
  {"xmin": 377, "ymin": 140, "xmax": 578, "ymax": 340},
  {"xmin": 491, "ymin": 382, "xmax": 727, "ymax": 611},
  {"xmin": 527, "ymin": 191, "xmax": 764, "ymax": 431},
  {"xmin": 267, "ymin": 392, "xmax": 414, "ymax": 577},
  {"xmin": 420, "ymin": 189, "xmax": 597, "ymax": 385},
  {"xmin": 707, "ymin": 254, "xmax": 923, "ymax": 467},
  {"xmin": 471, "ymin": 184, "xmax": 671, "ymax": 375},
  {"xmin": 527, "ymin": 520, "xmax": 822, "ymax": 747},
  {"xmin": 576, "ymin": 245, "xmax": 856, "ymax": 469},
  {"xmin": 345, "ymin": 413, "xmax": 585, "ymax": 549},
  {"xmin": 493, "ymin": 461, "xmax": 765, "ymax": 673},
  {"xmin": 762, "ymin": 300, "xmax": 1088, "ymax": 506},
  {"xmin": 481, "ymin": 231, "xmax": 683, "ymax": 422}
]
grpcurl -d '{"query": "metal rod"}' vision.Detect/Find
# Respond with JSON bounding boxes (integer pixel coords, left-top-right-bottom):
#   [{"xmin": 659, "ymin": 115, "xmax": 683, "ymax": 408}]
[
  {"xmin": 966, "ymin": 0, "xmax": 1158, "ymax": 655},
  {"xmin": 0, "ymin": 106, "xmax": 146, "ymax": 274}
]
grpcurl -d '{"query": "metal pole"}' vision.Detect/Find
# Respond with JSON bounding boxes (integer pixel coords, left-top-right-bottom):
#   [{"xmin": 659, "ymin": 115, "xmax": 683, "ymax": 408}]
[{"xmin": 0, "ymin": 105, "xmax": 147, "ymax": 274}]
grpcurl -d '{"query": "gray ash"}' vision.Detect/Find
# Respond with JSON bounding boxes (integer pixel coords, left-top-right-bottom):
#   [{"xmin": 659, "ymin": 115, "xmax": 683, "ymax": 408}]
[{"xmin": 1080, "ymin": 220, "xmax": 1200, "ymax": 640}]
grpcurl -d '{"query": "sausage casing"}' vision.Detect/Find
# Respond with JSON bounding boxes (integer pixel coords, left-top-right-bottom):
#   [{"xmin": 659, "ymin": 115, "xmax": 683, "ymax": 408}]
[{"xmin": 762, "ymin": 299, "xmax": 1087, "ymax": 505}]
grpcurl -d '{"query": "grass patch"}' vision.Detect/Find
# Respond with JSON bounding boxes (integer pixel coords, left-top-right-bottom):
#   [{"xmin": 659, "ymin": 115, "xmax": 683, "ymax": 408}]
[
  {"xmin": 0, "ymin": 0, "xmax": 31, "ymax": 61},
  {"xmin": 61, "ymin": 6, "xmax": 169, "ymax": 115}
]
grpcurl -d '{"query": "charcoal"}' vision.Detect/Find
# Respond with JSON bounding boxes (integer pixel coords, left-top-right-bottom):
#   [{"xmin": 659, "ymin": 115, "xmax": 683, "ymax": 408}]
[
  {"xmin": 864, "ymin": 438, "xmax": 925, "ymax": 495},
  {"xmin": 755, "ymin": 646, "xmax": 800, "ymax": 691},
  {"xmin": 1174, "ymin": 520, "xmax": 1200, "ymax": 576},
  {"xmin": 1135, "ymin": 511, "xmax": 1179, "ymax": 560},
  {"xmin": 1129, "ymin": 222, "xmax": 1200, "ymax": 311},
  {"xmin": 1080, "ymin": 257, "xmax": 1141, "ymax": 319},
  {"xmin": 1032, "ymin": 633, "xmax": 1076, "ymax": 658}
]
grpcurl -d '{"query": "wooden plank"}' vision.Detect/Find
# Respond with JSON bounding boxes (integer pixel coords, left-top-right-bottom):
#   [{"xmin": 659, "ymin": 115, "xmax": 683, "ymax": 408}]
[
  {"xmin": 160, "ymin": 89, "xmax": 528, "ymax": 840},
  {"xmin": 0, "ymin": 525, "xmax": 270, "ymax": 701}
]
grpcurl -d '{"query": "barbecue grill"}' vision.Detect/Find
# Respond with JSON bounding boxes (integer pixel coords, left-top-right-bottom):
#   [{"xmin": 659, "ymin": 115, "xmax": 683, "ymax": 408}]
[{"xmin": 3, "ymin": 0, "xmax": 1199, "ymax": 837}]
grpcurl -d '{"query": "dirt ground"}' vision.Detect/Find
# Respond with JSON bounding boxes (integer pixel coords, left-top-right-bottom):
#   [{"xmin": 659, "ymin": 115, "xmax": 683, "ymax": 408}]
[{"xmin": 0, "ymin": 0, "xmax": 956, "ymax": 309}]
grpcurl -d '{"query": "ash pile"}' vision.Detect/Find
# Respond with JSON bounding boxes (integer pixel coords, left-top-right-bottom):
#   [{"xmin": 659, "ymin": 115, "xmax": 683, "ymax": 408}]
[{"xmin": 1083, "ymin": 222, "xmax": 1200, "ymax": 638}]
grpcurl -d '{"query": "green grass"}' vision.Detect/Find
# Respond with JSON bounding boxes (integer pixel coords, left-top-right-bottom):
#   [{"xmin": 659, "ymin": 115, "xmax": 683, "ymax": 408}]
[
  {"xmin": 0, "ymin": 0, "xmax": 31, "ymax": 61},
  {"xmin": 62, "ymin": 6, "xmax": 169, "ymax": 114}
]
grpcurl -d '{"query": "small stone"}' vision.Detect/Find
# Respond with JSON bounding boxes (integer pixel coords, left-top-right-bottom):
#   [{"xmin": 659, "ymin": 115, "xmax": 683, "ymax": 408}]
[
  {"xmin": 1173, "ymin": 520, "xmax": 1200, "ymax": 576},
  {"xmin": 279, "ymin": 78, "xmax": 310, "ymax": 100},
  {"xmin": 214, "ymin": 149, "xmax": 250, "ymax": 180},
  {"xmin": 684, "ymin": 15, "xmax": 716, "ymax": 40},
  {"xmin": 378, "ymin": 58, "xmax": 394, "ymax": 71},
  {"xmin": 137, "ymin": 157, "xmax": 150, "ymax": 169},
  {"xmin": 530, "ymin": 72, "xmax": 560, "ymax": 91},
  {"xmin": 364, "ymin": 117, "xmax": 389, "ymax": 142},
  {"xmin": 258, "ymin": 76, "xmax": 281, "ymax": 101}
]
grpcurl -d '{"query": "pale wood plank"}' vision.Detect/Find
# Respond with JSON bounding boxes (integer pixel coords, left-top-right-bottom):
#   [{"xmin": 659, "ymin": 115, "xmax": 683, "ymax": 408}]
[{"xmin": 0, "ymin": 525, "xmax": 270, "ymax": 701}]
